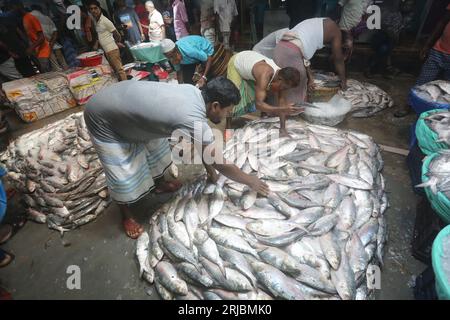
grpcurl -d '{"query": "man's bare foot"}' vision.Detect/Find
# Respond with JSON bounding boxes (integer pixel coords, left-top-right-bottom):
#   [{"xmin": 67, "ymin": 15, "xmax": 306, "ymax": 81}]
[
  {"xmin": 279, "ymin": 129, "xmax": 291, "ymax": 138},
  {"xmin": 123, "ymin": 218, "xmax": 144, "ymax": 239},
  {"xmin": 154, "ymin": 180, "xmax": 183, "ymax": 194}
]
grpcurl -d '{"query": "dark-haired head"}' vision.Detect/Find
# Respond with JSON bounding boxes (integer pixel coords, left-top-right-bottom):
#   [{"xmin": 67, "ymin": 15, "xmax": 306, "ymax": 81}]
[
  {"xmin": 202, "ymin": 76, "xmax": 240, "ymax": 124},
  {"xmin": 9, "ymin": 0, "xmax": 25, "ymax": 14},
  {"xmin": 87, "ymin": 0, "xmax": 102, "ymax": 19},
  {"xmin": 270, "ymin": 67, "xmax": 301, "ymax": 92},
  {"xmin": 30, "ymin": 4, "xmax": 42, "ymax": 12}
]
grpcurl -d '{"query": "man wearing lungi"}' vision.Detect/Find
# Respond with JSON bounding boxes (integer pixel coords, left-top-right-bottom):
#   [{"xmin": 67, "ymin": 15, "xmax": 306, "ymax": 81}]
[
  {"xmin": 253, "ymin": 18, "xmax": 348, "ymax": 106},
  {"xmin": 161, "ymin": 35, "xmax": 214, "ymax": 87},
  {"xmin": 84, "ymin": 77, "xmax": 269, "ymax": 239},
  {"xmin": 226, "ymin": 50, "xmax": 303, "ymax": 137}
]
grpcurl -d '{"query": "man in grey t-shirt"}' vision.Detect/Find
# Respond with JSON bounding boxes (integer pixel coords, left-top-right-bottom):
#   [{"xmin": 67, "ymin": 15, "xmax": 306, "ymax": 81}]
[{"xmin": 84, "ymin": 77, "xmax": 269, "ymax": 239}]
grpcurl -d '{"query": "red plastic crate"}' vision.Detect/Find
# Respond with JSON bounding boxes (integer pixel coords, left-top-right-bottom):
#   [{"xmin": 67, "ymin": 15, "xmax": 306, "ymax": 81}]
[{"xmin": 79, "ymin": 54, "xmax": 102, "ymax": 67}]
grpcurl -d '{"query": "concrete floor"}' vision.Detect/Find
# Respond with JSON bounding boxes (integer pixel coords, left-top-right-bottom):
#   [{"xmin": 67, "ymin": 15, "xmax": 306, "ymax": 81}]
[{"xmin": 0, "ymin": 72, "xmax": 427, "ymax": 300}]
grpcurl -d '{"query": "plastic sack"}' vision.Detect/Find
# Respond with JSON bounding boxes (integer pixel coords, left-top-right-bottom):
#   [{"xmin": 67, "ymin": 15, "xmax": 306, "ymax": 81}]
[
  {"xmin": 302, "ymin": 94, "xmax": 352, "ymax": 126},
  {"xmin": 432, "ymin": 225, "xmax": 450, "ymax": 300},
  {"xmin": 416, "ymin": 110, "xmax": 450, "ymax": 155},
  {"xmin": 421, "ymin": 153, "xmax": 450, "ymax": 224}
]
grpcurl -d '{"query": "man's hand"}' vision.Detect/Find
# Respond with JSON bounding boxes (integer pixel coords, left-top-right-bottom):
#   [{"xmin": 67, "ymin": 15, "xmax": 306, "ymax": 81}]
[
  {"xmin": 247, "ymin": 175, "xmax": 270, "ymax": 197},
  {"xmin": 279, "ymin": 104, "xmax": 304, "ymax": 116},
  {"xmin": 195, "ymin": 77, "xmax": 207, "ymax": 88},
  {"xmin": 207, "ymin": 170, "xmax": 219, "ymax": 184},
  {"xmin": 117, "ymin": 42, "xmax": 126, "ymax": 49}
]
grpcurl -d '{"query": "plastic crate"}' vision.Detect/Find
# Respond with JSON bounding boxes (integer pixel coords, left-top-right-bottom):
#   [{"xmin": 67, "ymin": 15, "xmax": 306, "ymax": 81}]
[
  {"xmin": 77, "ymin": 52, "xmax": 103, "ymax": 67},
  {"xmin": 413, "ymin": 266, "xmax": 438, "ymax": 300},
  {"xmin": 411, "ymin": 196, "xmax": 445, "ymax": 264}
]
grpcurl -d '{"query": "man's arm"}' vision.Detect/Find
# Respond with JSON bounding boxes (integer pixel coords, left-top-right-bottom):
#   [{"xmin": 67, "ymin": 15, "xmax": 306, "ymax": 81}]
[
  {"xmin": 134, "ymin": 11, "xmax": 145, "ymax": 40},
  {"xmin": 112, "ymin": 29, "xmax": 122, "ymax": 43},
  {"xmin": 254, "ymin": 74, "xmax": 299, "ymax": 115},
  {"xmin": 196, "ymin": 56, "xmax": 213, "ymax": 87},
  {"xmin": 49, "ymin": 31, "xmax": 58, "ymax": 50},
  {"xmin": 331, "ymin": 33, "xmax": 347, "ymax": 90},
  {"xmin": 27, "ymin": 32, "xmax": 45, "ymax": 56},
  {"xmin": 200, "ymin": 144, "xmax": 269, "ymax": 196},
  {"xmin": 305, "ymin": 66, "xmax": 315, "ymax": 91}
]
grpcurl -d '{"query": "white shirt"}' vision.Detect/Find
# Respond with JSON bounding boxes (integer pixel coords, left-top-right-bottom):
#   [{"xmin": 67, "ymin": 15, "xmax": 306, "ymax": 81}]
[
  {"xmin": 148, "ymin": 10, "xmax": 165, "ymax": 41},
  {"xmin": 95, "ymin": 15, "xmax": 119, "ymax": 53},
  {"xmin": 234, "ymin": 51, "xmax": 280, "ymax": 81},
  {"xmin": 214, "ymin": 0, "xmax": 238, "ymax": 32},
  {"xmin": 339, "ymin": 0, "xmax": 372, "ymax": 31},
  {"xmin": 288, "ymin": 18, "xmax": 326, "ymax": 60},
  {"xmin": 31, "ymin": 10, "xmax": 62, "ymax": 50}
]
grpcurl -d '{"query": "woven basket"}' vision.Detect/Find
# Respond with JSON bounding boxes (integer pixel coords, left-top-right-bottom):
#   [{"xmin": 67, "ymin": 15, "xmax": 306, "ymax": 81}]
[{"xmin": 308, "ymin": 86, "xmax": 339, "ymax": 103}]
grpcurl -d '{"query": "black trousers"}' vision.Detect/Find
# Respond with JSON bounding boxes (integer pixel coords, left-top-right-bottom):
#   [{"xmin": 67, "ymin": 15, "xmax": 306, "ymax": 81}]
[{"xmin": 181, "ymin": 63, "xmax": 197, "ymax": 85}]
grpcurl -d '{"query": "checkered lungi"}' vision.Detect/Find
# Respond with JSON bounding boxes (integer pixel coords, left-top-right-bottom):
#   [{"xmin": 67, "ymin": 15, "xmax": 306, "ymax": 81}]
[
  {"xmin": 90, "ymin": 136, "xmax": 173, "ymax": 205},
  {"xmin": 416, "ymin": 48, "xmax": 450, "ymax": 86}
]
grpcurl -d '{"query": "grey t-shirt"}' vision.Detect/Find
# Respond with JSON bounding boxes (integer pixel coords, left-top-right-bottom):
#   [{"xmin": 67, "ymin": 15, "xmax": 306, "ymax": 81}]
[{"xmin": 84, "ymin": 81, "xmax": 215, "ymax": 145}]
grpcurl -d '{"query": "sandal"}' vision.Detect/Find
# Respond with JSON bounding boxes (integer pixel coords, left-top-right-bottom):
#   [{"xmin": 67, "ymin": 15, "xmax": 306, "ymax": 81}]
[
  {"xmin": 123, "ymin": 218, "xmax": 144, "ymax": 240},
  {"xmin": 154, "ymin": 180, "xmax": 183, "ymax": 194},
  {"xmin": 0, "ymin": 218, "xmax": 27, "ymax": 244},
  {"xmin": 0, "ymin": 225, "xmax": 13, "ymax": 245},
  {"xmin": 0, "ymin": 250, "xmax": 14, "ymax": 268}
]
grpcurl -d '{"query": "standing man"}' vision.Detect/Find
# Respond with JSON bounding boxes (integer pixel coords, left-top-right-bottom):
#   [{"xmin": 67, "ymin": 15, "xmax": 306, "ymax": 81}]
[
  {"xmin": 11, "ymin": 1, "xmax": 52, "ymax": 73},
  {"xmin": 30, "ymin": 4, "xmax": 68, "ymax": 71},
  {"xmin": 173, "ymin": 0, "xmax": 190, "ymax": 40},
  {"xmin": 336, "ymin": 0, "xmax": 372, "ymax": 60},
  {"xmin": 213, "ymin": 0, "xmax": 238, "ymax": 50},
  {"xmin": 114, "ymin": 0, "xmax": 145, "ymax": 46},
  {"xmin": 199, "ymin": 0, "xmax": 216, "ymax": 45},
  {"xmin": 88, "ymin": 0, "xmax": 127, "ymax": 81},
  {"xmin": 227, "ymin": 50, "xmax": 303, "ymax": 135},
  {"xmin": 84, "ymin": 77, "xmax": 269, "ymax": 239},
  {"xmin": 161, "ymin": 35, "xmax": 214, "ymax": 87},
  {"xmin": 146, "ymin": 1, "xmax": 166, "ymax": 41},
  {"xmin": 134, "ymin": 0, "xmax": 150, "ymax": 40},
  {"xmin": 395, "ymin": 4, "xmax": 450, "ymax": 117}
]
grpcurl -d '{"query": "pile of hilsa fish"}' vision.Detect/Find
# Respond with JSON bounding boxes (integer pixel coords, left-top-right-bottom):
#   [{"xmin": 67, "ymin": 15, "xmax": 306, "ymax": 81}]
[
  {"xmin": 342, "ymin": 79, "xmax": 394, "ymax": 118},
  {"xmin": 417, "ymin": 151, "xmax": 450, "ymax": 198},
  {"xmin": 313, "ymin": 73, "xmax": 394, "ymax": 118},
  {"xmin": 0, "ymin": 112, "xmax": 111, "ymax": 233},
  {"xmin": 424, "ymin": 110, "xmax": 450, "ymax": 146},
  {"xmin": 136, "ymin": 118, "xmax": 388, "ymax": 300},
  {"xmin": 414, "ymin": 80, "xmax": 450, "ymax": 105}
]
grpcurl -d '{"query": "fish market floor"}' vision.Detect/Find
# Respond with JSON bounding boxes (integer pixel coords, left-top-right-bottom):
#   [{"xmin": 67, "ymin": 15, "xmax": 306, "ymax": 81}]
[{"xmin": 0, "ymin": 73, "xmax": 426, "ymax": 299}]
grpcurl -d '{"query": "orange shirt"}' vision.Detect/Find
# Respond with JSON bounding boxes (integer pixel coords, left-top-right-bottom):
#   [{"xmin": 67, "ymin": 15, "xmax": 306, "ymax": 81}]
[
  {"xmin": 23, "ymin": 13, "xmax": 51, "ymax": 58},
  {"xmin": 434, "ymin": 4, "xmax": 450, "ymax": 55}
]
